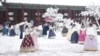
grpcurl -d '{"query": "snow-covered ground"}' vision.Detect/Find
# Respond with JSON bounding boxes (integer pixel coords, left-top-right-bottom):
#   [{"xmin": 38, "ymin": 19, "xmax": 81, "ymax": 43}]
[{"xmin": 0, "ymin": 31, "xmax": 100, "ymax": 56}]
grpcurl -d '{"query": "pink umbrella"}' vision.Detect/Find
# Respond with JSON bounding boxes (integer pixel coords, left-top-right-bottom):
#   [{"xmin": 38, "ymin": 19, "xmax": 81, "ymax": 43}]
[{"xmin": 44, "ymin": 17, "xmax": 53, "ymax": 22}]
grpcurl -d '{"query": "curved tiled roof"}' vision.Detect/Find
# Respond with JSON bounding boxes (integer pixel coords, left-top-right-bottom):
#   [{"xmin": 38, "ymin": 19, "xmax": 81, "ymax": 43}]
[{"xmin": 6, "ymin": 3, "xmax": 85, "ymax": 10}]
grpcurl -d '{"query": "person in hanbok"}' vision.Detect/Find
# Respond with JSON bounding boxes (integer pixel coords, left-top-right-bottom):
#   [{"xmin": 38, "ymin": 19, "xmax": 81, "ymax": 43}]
[
  {"xmin": 70, "ymin": 24, "xmax": 79, "ymax": 43},
  {"xmin": 31, "ymin": 27, "xmax": 39, "ymax": 50},
  {"xmin": 48, "ymin": 23, "xmax": 56, "ymax": 39},
  {"xmin": 2, "ymin": 24, "xmax": 8, "ymax": 36},
  {"xmin": 9, "ymin": 25, "xmax": 16, "ymax": 36},
  {"xmin": 84, "ymin": 23, "xmax": 98, "ymax": 51},
  {"xmin": 20, "ymin": 26, "xmax": 38, "ymax": 52},
  {"xmin": 29, "ymin": 19, "xmax": 34, "ymax": 27},
  {"xmin": 78, "ymin": 24, "xmax": 86, "ymax": 44},
  {"xmin": 19, "ymin": 24, "xmax": 24, "ymax": 39},
  {"xmin": 37, "ymin": 25, "xmax": 43, "ymax": 37},
  {"xmin": 15, "ymin": 24, "xmax": 20, "ymax": 35},
  {"xmin": 57, "ymin": 21, "xmax": 63, "ymax": 31},
  {"xmin": 67, "ymin": 23, "xmax": 73, "ymax": 41},
  {"xmin": 62, "ymin": 23, "xmax": 68, "ymax": 37},
  {"xmin": 42, "ymin": 22, "xmax": 49, "ymax": 36},
  {"xmin": 0, "ymin": 24, "xmax": 3, "ymax": 32}
]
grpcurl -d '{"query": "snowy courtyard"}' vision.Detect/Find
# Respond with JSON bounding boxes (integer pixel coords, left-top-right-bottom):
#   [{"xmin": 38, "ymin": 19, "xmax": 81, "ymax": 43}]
[
  {"xmin": 1, "ymin": 0, "xmax": 100, "ymax": 56},
  {"xmin": 0, "ymin": 31, "xmax": 100, "ymax": 56}
]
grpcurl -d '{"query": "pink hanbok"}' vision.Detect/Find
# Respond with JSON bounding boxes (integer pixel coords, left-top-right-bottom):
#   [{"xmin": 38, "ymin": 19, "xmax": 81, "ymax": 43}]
[
  {"xmin": 78, "ymin": 29, "xmax": 86, "ymax": 44},
  {"xmin": 31, "ymin": 33, "xmax": 39, "ymax": 50}
]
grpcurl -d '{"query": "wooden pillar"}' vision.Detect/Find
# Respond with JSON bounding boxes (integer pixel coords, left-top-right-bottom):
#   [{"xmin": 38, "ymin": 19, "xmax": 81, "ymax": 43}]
[
  {"xmin": 2, "ymin": 3, "xmax": 8, "ymax": 22},
  {"xmin": 34, "ymin": 9, "xmax": 41, "ymax": 26},
  {"xmin": 21, "ymin": 6, "xmax": 24, "ymax": 22},
  {"xmin": 68, "ymin": 8, "xmax": 72, "ymax": 19},
  {"xmin": 2, "ymin": 1, "xmax": 8, "ymax": 22},
  {"xmin": 32, "ymin": 9, "xmax": 35, "ymax": 21},
  {"xmin": 14, "ymin": 10, "xmax": 19, "ymax": 24},
  {"xmin": 4, "ymin": 10, "xmax": 8, "ymax": 21},
  {"xmin": 0, "ymin": 11, "xmax": 5, "ymax": 24}
]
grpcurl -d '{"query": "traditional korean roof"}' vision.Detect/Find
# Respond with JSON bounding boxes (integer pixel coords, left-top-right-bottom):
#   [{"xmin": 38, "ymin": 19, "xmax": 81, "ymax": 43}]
[
  {"xmin": 0, "ymin": 3, "xmax": 85, "ymax": 11},
  {"xmin": 7, "ymin": 3, "xmax": 86, "ymax": 10},
  {"xmin": 6, "ymin": 0, "xmax": 99, "ymax": 6}
]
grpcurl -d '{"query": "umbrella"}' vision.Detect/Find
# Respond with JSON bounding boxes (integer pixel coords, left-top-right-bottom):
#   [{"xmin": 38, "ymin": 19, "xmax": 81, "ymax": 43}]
[{"xmin": 44, "ymin": 17, "xmax": 53, "ymax": 22}]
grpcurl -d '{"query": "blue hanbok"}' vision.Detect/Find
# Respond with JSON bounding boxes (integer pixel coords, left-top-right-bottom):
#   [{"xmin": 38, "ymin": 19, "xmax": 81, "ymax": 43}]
[
  {"xmin": 48, "ymin": 30, "xmax": 56, "ymax": 38},
  {"xmin": 71, "ymin": 31, "xmax": 79, "ymax": 43},
  {"xmin": 42, "ymin": 23, "xmax": 49, "ymax": 35},
  {"xmin": 48, "ymin": 26, "xmax": 56, "ymax": 38},
  {"xmin": 9, "ymin": 25, "xmax": 16, "ymax": 36},
  {"xmin": 2, "ymin": 25, "xmax": 8, "ymax": 36},
  {"xmin": 19, "ymin": 25, "xmax": 24, "ymax": 39}
]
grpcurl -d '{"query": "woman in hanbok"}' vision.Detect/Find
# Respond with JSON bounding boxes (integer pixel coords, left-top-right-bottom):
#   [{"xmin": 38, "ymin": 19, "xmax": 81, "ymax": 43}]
[
  {"xmin": 67, "ymin": 23, "xmax": 73, "ymax": 41},
  {"xmin": 42, "ymin": 23, "xmax": 49, "ymax": 36},
  {"xmin": 15, "ymin": 24, "xmax": 20, "ymax": 35},
  {"xmin": 62, "ymin": 26, "xmax": 68, "ymax": 37},
  {"xmin": 70, "ymin": 24, "xmax": 79, "ymax": 43},
  {"xmin": 48, "ymin": 23, "xmax": 56, "ymax": 39},
  {"xmin": 2, "ymin": 24, "xmax": 8, "ymax": 36},
  {"xmin": 37, "ymin": 25, "xmax": 43, "ymax": 37},
  {"xmin": 84, "ymin": 23, "xmax": 98, "ymax": 51},
  {"xmin": 20, "ymin": 26, "xmax": 38, "ymax": 52},
  {"xmin": 19, "ymin": 24, "xmax": 24, "ymax": 39},
  {"xmin": 31, "ymin": 27, "xmax": 39, "ymax": 50},
  {"xmin": 78, "ymin": 24, "xmax": 86, "ymax": 44},
  {"xmin": 0, "ymin": 24, "xmax": 3, "ymax": 32},
  {"xmin": 9, "ymin": 25, "xmax": 16, "ymax": 36}
]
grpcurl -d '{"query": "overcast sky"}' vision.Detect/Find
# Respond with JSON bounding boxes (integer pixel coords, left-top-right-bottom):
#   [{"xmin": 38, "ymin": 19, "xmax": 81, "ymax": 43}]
[{"xmin": 0, "ymin": 0, "xmax": 100, "ymax": 6}]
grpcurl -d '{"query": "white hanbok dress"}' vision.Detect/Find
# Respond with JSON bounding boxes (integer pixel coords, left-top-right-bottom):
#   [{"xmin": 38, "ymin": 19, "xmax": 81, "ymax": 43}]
[{"xmin": 84, "ymin": 27, "xmax": 98, "ymax": 51}]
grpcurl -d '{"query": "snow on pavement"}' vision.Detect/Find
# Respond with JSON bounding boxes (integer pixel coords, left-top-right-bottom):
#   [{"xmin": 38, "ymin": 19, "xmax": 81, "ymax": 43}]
[{"xmin": 0, "ymin": 32, "xmax": 100, "ymax": 56}]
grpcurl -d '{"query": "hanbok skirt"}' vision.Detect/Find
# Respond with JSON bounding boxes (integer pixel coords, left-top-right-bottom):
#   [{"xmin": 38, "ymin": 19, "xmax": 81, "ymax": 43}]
[
  {"xmin": 62, "ymin": 27, "xmax": 68, "ymax": 37},
  {"xmin": 38, "ymin": 30, "xmax": 43, "ymax": 37},
  {"xmin": 48, "ymin": 30, "xmax": 56, "ymax": 39},
  {"xmin": 42, "ymin": 26, "xmax": 49, "ymax": 35},
  {"xmin": 2, "ymin": 28, "xmax": 8, "ymax": 35},
  {"xmin": 84, "ymin": 35, "xmax": 98, "ymax": 51},
  {"xmin": 78, "ymin": 31, "xmax": 86, "ymax": 44},
  {"xmin": 20, "ymin": 34, "xmax": 38, "ymax": 52},
  {"xmin": 70, "ymin": 31, "xmax": 79, "ymax": 43},
  {"xmin": 67, "ymin": 29, "xmax": 72, "ymax": 40},
  {"xmin": 9, "ymin": 29, "xmax": 16, "ymax": 36}
]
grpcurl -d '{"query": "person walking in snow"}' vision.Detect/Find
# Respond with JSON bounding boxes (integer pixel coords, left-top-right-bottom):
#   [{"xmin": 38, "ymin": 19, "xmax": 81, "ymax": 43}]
[
  {"xmin": 19, "ymin": 24, "xmax": 24, "ymax": 39},
  {"xmin": 42, "ymin": 22, "xmax": 49, "ymax": 36},
  {"xmin": 2, "ymin": 24, "xmax": 9, "ymax": 36},
  {"xmin": 20, "ymin": 26, "xmax": 38, "ymax": 52},
  {"xmin": 48, "ymin": 23, "xmax": 56, "ymax": 39},
  {"xmin": 78, "ymin": 23, "xmax": 86, "ymax": 44},
  {"xmin": 84, "ymin": 23, "xmax": 98, "ymax": 51},
  {"xmin": 62, "ymin": 23, "xmax": 68, "ymax": 37},
  {"xmin": 9, "ymin": 24, "xmax": 16, "ymax": 36},
  {"xmin": 70, "ymin": 24, "xmax": 79, "ymax": 43}
]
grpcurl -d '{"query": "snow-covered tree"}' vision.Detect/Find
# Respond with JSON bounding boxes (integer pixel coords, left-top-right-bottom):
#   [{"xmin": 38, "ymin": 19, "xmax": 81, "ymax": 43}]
[
  {"xmin": 42, "ymin": 7, "xmax": 63, "ymax": 22},
  {"xmin": 80, "ymin": 4, "xmax": 100, "ymax": 27},
  {"xmin": 42, "ymin": 7, "xmax": 64, "ymax": 31}
]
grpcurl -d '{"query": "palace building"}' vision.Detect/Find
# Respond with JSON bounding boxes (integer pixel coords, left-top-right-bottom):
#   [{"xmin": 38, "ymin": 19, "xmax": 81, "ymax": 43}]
[{"xmin": 0, "ymin": 2, "xmax": 85, "ymax": 26}]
